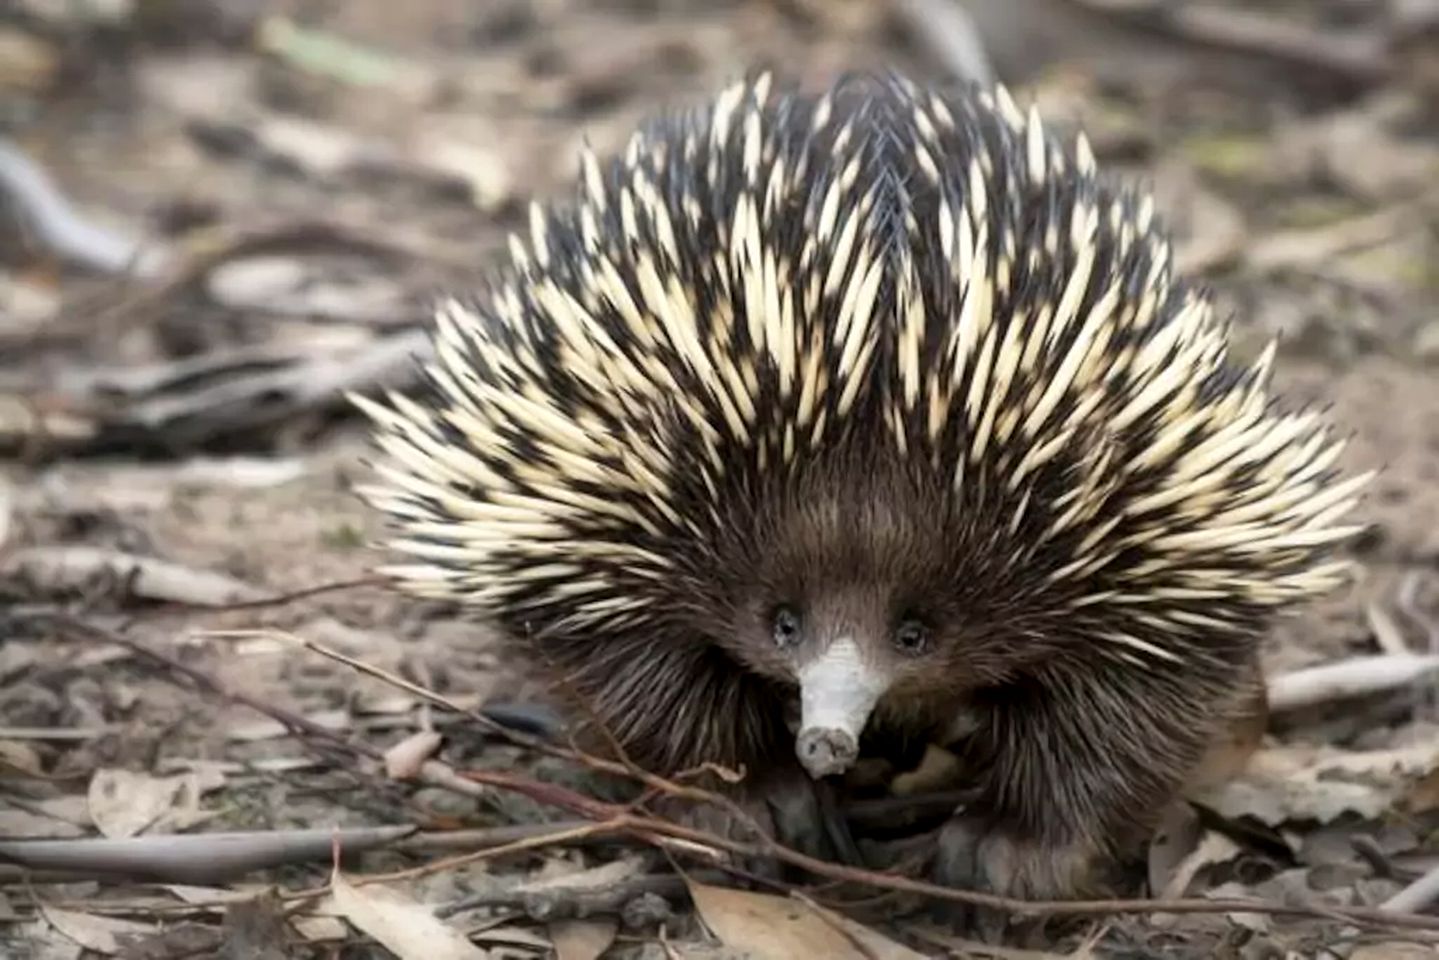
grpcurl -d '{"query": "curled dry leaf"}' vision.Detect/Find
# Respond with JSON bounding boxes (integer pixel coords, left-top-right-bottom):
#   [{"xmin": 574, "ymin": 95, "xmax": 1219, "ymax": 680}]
[
  {"xmin": 1147, "ymin": 803, "xmax": 1203, "ymax": 896},
  {"xmin": 1158, "ymin": 831, "xmax": 1243, "ymax": 902},
  {"xmin": 328, "ymin": 872, "xmax": 488, "ymax": 960},
  {"xmin": 384, "ymin": 730, "xmax": 444, "ymax": 780},
  {"xmin": 686, "ymin": 880, "xmax": 926, "ymax": 960}
]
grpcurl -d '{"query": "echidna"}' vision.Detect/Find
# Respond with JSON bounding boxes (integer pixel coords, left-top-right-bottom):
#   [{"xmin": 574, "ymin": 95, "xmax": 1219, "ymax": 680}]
[{"xmin": 355, "ymin": 73, "xmax": 1369, "ymax": 901}]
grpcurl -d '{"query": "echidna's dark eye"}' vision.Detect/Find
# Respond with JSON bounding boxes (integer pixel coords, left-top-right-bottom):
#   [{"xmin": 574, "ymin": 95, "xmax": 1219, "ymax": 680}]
[
  {"xmin": 772, "ymin": 606, "xmax": 802, "ymax": 648},
  {"xmin": 894, "ymin": 618, "xmax": 930, "ymax": 656}
]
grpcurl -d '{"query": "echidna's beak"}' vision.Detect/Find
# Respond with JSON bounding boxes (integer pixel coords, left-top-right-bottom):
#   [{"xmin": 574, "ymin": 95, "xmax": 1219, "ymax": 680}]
[{"xmin": 794, "ymin": 636, "xmax": 887, "ymax": 779}]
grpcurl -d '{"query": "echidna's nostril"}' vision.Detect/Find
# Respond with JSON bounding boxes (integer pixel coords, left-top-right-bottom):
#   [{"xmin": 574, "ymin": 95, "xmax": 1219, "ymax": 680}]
[{"xmin": 796, "ymin": 726, "xmax": 859, "ymax": 779}]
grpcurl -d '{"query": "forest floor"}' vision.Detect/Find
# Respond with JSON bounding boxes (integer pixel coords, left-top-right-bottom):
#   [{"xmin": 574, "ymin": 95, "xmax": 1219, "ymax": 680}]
[{"xmin": 2, "ymin": 1, "xmax": 1439, "ymax": 957}]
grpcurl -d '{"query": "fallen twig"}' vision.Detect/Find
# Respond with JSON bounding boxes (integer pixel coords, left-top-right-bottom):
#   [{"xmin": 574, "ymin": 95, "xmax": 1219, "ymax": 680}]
[
  {"xmin": 1384, "ymin": 863, "xmax": 1439, "ymax": 914},
  {"xmin": 396, "ymin": 821, "xmax": 599, "ymax": 855},
  {"xmin": 1267, "ymin": 654, "xmax": 1439, "ymax": 712},
  {"xmin": 1, "ymin": 546, "xmax": 267, "ymax": 606},
  {"xmin": 0, "ymin": 138, "xmax": 169, "ymax": 276},
  {"xmin": 0, "ymin": 826, "xmax": 415, "ymax": 884},
  {"xmin": 149, "ymin": 574, "xmax": 389, "ymax": 614}
]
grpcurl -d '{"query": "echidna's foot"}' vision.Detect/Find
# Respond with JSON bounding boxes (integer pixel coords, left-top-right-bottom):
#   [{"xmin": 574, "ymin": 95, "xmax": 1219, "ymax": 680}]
[
  {"xmin": 763, "ymin": 767, "xmax": 863, "ymax": 867},
  {"xmin": 666, "ymin": 793, "xmax": 785, "ymax": 879},
  {"xmin": 931, "ymin": 815, "xmax": 1105, "ymax": 941},
  {"xmin": 657, "ymin": 766, "xmax": 862, "ymax": 878}
]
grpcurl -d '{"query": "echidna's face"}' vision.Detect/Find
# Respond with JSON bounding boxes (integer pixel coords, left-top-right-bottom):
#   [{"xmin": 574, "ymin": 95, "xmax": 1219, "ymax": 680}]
[{"xmin": 712, "ymin": 458, "xmax": 1038, "ymax": 779}]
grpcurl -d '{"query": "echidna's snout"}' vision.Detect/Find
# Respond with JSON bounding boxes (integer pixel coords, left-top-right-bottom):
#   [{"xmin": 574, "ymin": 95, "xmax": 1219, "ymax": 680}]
[{"xmin": 794, "ymin": 636, "xmax": 887, "ymax": 779}]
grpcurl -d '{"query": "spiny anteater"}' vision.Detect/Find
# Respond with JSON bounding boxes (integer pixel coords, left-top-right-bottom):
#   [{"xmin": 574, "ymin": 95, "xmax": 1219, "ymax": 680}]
[{"xmin": 354, "ymin": 73, "xmax": 1369, "ymax": 902}]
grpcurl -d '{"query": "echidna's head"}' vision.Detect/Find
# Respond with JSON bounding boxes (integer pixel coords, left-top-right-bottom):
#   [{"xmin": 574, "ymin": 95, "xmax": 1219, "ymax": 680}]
[
  {"xmin": 700, "ymin": 452, "xmax": 1055, "ymax": 778},
  {"xmin": 356, "ymin": 73, "xmax": 1369, "ymax": 781}
]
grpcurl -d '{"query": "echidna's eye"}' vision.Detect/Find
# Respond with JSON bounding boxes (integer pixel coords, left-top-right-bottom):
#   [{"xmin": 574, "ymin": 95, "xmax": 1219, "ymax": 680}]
[
  {"xmin": 893, "ymin": 618, "xmax": 930, "ymax": 656},
  {"xmin": 771, "ymin": 606, "xmax": 802, "ymax": 649}
]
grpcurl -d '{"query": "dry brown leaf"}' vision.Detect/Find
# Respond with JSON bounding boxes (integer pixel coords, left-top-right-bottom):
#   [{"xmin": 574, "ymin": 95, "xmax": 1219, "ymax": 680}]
[
  {"xmin": 162, "ymin": 885, "xmax": 260, "ymax": 905},
  {"xmin": 0, "ymin": 807, "xmax": 84, "ymax": 839},
  {"xmin": 87, "ymin": 768, "xmax": 225, "ymax": 837},
  {"xmin": 1147, "ymin": 803, "xmax": 1203, "ymax": 896},
  {"xmin": 547, "ymin": 919, "xmax": 617, "ymax": 960},
  {"xmin": 1350, "ymin": 945, "xmax": 1439, "ymax": 960},
  {"xmin": 0, "ymin": 739, "xmax": 45, "ymax": 777},
  {"xmin": 1, "ymin": 546, "xmax": 266, "ymax": 606},
  {"xmin": 1157, "ymin": 831, "xmax": 1242, "ymax": 901},
  {"xmin": 1194, "ymin": 742, "xmax": 1439, "ymax": 825},
  {"xmin": 687, "ymin": 880, "xmax": 924, "ymax": 960},
  {"xmin": 39, "ymin": 905, "xmax": 155, "ymax": 955},
  {"xmin": 517, "ymin": 855, "xmax": 646, "ymax": 893},
  {"xmin": 328, "ymin": 872, "xmax": 488, "ymax": 959},
  {"xmin": 88, "ymin": 769, "xmax": 183, "ymax": 838},
  {"xmin": 292, "ymin": 915, "xmax": 349, "ymax": 942}
]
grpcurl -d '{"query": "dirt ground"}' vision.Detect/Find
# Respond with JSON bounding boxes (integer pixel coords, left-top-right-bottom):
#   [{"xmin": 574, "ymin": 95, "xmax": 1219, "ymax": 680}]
[{"xmin": 3, "ymin": 1, "xmax": 1439, "ymax": 958}]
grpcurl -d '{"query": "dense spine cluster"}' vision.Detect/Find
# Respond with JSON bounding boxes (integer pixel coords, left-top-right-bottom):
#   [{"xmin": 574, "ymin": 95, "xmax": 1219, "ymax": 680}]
[{"xmin": 357, "ymin": 72, "xmax": 1365, "ymax": 673}]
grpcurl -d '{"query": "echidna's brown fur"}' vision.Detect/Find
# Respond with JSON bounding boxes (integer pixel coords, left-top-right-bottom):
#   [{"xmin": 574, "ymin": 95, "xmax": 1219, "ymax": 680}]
[{"xmin": 355, "ymin": 73, "xmax": 1368, "ymax": 903}]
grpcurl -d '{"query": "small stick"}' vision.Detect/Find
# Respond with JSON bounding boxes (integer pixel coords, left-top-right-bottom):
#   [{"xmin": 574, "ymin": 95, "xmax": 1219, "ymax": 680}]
[
  {"xmin": 0, "ymin": 827, "xmax": 414, "ymax": 884},
  {"xmin": 0, "ymin": 139, "xmax": 168, "ymax": 276},
  {"xmin": 1267, "ymin": 654, "xmax": 1439, "ymax": 712},
  {"xmin": 1384, "ymin": 864, "xmax": 1439, "ymax": 915}
]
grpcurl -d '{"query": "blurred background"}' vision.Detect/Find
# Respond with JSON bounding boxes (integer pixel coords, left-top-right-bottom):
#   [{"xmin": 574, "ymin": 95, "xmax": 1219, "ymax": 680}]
[
  {"xmin": 2, "ymin": 1, "xmax": 1439, "ymax": 956},
  {"xmin": 6, "ymin": 0, "xmax": 1436, "ymax": 653}
]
